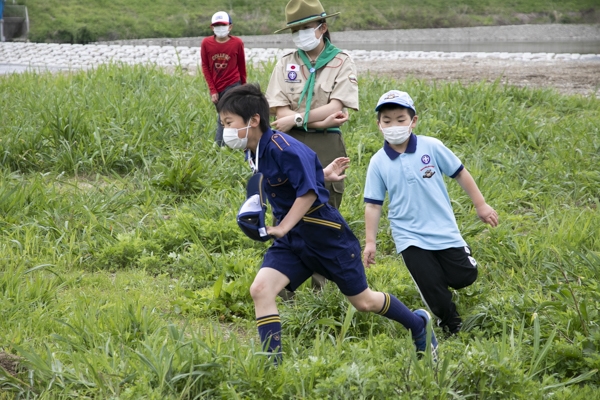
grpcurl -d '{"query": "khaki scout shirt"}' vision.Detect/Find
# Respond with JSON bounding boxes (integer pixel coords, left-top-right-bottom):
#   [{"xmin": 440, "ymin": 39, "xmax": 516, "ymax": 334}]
[{"xmin": 265, "ymin": 50, "xmax": 359, "ymax": 115}]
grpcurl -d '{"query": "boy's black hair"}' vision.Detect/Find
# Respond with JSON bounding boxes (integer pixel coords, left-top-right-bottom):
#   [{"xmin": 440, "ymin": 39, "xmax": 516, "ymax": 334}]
[
  {"xmin": 377, "ymin": 103, "xmax": 416, "ymax": 120},
  {"xmin": 217, "ymin": 83, "xmax": 270, "ymax": 133}
]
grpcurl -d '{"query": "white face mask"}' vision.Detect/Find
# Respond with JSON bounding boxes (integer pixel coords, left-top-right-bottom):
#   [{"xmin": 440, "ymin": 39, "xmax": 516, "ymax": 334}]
[
  {"xmin": 380, "ymin": 119, "xmax": 414, "ymax": 145},
  {"xmin": 292, "ymin": 24, "xmax": 323, "ymax": 52},
  {"xmin": 223, "ymin": 122, "xmax": 250, "ymax": 150},
  {"xmin": 213, "ymin": 26, "xmax": 230, "ymax": 38}
]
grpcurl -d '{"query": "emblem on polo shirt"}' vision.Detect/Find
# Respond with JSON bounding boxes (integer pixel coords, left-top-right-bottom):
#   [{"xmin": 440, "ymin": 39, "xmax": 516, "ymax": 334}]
[
  {"xmin": 288, "ymin": 70, "xmax": 297, "ymax": 81},
  {"xmin": 422, "ymin": 169, "xmax": 435, "ymax": 178},
  {"xmin": 421, "ymin": 154, "xmax": 430, "ymax": 164}
]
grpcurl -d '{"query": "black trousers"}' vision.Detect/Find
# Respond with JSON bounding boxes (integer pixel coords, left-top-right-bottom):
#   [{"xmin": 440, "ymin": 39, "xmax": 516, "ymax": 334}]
[{"xmin": 401, "ymin": 246, "xmax": 478, "ymax": 327}]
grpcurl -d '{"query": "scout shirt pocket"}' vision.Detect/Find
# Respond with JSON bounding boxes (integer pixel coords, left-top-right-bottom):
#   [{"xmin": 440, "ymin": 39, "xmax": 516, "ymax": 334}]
[
  {"xmin": 311, "ymin": 81, "xmax": 334, "ymax": 109},
  {"xmin": 266, "ymin": 173, "xmax": 295, "ymax": 201}
]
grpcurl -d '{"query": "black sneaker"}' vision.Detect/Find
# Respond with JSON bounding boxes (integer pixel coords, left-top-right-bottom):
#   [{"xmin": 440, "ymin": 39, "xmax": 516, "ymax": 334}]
[{"xmin": 438, "ymin": 317, "xmax": 462, "ymax": 336}]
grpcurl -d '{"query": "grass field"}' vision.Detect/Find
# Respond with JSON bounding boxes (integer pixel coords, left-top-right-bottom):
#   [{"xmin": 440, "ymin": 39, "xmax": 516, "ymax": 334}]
[
  {"xmin": 11, "ymin": 0, "xmax": 600, "ymax": 43},
  {"xmin": 1, "ymin": 63, "xmax": 599, "ymax": 398}
]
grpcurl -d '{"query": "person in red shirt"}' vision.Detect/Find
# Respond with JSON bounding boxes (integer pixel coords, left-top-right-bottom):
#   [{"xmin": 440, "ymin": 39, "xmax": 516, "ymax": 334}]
[{"xmin": 200, "ymin": 11, "xmax": 247, "ymax": 146}]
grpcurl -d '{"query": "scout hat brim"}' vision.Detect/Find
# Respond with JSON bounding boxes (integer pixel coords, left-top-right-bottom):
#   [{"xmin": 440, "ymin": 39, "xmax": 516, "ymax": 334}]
[{"xmin": 274, "ymin": 11, "xmax": 340, "ymax": 33}]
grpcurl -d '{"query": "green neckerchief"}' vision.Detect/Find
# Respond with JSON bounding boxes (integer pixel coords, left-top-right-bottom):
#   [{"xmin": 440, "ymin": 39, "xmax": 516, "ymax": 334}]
[{"xmin": 297, "ymin": 39, "xmax": 341, "ymax": 130}]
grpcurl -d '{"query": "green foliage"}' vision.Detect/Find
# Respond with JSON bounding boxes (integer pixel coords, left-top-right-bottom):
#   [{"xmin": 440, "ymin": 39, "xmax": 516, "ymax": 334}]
[
  {"xmin": 1, "ymin": 65, "xmax": 600, "ymax": 397},
  {"xmin": 19, "ymin": 0, "xmax": 600, "ymax": 43}
]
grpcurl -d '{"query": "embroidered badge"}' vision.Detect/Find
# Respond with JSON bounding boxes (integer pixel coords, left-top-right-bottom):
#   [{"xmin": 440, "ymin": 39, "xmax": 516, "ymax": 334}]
[
  {"xmin": 286, "ymin": 63, "xmax": 300, "ymax": 72},
  {"xmin": 421, "ymin": 154, "xmax": 430, "ymax": 164},
  {"xmin": 422, "ymin": 169, "xmax": 435, "ymax": 178},
  {"xmin": 348, "ymin": 74, "xmax": 358, "ymax": 84},
  {"xmin": 285, "ymin": 64, "xmax": 301, "ymax": 82}
]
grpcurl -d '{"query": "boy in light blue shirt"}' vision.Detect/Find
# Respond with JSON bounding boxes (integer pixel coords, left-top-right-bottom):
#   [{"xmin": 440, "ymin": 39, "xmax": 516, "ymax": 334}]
[{"xmin": 363, "ymin": 90, "xmax": 499, "ymax": 335}]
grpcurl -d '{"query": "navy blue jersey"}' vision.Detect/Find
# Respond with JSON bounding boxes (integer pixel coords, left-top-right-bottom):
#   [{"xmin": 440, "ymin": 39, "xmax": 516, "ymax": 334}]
[{"xmin": 251, "ymin": 128, "xmax": 330, "ymax": 222}]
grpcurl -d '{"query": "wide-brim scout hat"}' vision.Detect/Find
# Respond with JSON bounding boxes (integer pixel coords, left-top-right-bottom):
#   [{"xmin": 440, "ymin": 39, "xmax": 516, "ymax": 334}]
[
  {"xmin": 375, "ymin": 90, "xmax": 417, "ymax": 114},
  {"xmin": 274, "ymin": 0, "xmax": 340, "ymax": 33},
  {"xmin": 237, "ymin": 173, "xmax": 271, "ymax": 242}
]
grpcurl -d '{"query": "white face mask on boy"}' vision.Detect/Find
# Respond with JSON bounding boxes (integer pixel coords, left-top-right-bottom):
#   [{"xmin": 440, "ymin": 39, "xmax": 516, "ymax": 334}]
[
  {"xmin": 213, "ymin": 26, "xmax": 230, "ymax": 38},
  {"xmin": 292, "ymin": 24, "xmax": 323, "ymax": 52},
  {"xmin": 380, "ymin": 119, "xmax": 414, "ymax": 145},
  {"xmin": 223, "ymin": 122, "xmax": 250, "ymax": 150}
]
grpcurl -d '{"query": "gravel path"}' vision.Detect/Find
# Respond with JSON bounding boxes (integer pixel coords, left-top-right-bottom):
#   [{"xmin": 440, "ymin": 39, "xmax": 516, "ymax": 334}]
[{"xmin": 354, "ymin": 57, "xmax": 600, "ymax": 97}]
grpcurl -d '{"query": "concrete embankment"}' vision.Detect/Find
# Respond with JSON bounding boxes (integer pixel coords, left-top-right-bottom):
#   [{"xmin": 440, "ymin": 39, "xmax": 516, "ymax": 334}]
[
  {"xmin": 1, "ymin": 24, "xmax": 599, "ymax": 74},
  {"xmin": 101, "ymin": 23, "xmax": 600, "ymax": 48}
]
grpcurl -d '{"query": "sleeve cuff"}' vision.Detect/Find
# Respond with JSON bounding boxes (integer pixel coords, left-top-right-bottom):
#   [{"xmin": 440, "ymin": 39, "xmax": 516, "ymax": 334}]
[
  {"xmin": 364, "ymin": 197, "xmax": 384, "ymax": 205},
  {"xmin": 450, "ymin": 164, "xmax": 464, "ymax": 179}
]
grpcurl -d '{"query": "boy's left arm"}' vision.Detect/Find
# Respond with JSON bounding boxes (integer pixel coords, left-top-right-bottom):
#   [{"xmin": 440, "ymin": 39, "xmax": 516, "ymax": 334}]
[
  {"xmin": 238, "ymin": 41, "xmax": 247, "ymax": 85},
  {"xmin": 267, "ymin": 191, "xmax": 318, "ymax": 238},
  {"xmin": 455, "ymin": 168, "xmax": 499, "ymax": 227}
]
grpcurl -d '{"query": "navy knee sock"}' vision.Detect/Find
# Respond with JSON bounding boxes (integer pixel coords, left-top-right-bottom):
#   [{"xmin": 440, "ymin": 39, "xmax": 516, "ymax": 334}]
[
  {"xmin": 377, "ymin": 293, "xmax": 425, "ymax": 336},
  {"xmin": 256, "ymin": 314, "xmax": 282, "ymax": 353}
]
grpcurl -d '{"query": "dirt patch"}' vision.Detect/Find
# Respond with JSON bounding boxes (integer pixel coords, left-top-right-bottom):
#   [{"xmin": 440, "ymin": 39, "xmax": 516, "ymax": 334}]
[
  {"xmin": 355, "ymin": 58, "xmax": 600, "ymax": 97},
  {"xmin": 0, "ymin": 351, "xmax": 21, "ymax": 377}
]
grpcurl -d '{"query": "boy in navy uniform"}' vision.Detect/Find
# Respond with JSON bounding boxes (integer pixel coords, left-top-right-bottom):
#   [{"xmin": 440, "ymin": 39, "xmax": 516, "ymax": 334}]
[
  {"xmin": 217, "ymin": 83, "xmax": 438, "ymax": 362},
  {"xmin": 363, "ymin": 90, "xmax": 499, "ymax": 335}
]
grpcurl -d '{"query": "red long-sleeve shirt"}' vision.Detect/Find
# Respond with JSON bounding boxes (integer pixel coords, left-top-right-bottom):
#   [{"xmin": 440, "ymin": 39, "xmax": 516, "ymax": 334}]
[{"xmin": 200, "ymin": 35, "xmax": 247, "ymax": 95}]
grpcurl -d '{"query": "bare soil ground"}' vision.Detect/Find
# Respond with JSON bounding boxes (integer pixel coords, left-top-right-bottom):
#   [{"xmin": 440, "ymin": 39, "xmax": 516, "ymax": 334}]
[
  {"xmin": 0, "ymin": 351, "xmax": 20, "ymax": 377},
  {"xmin": 355, "ymin": 58, "xmax": 600, "ymax": 97}
]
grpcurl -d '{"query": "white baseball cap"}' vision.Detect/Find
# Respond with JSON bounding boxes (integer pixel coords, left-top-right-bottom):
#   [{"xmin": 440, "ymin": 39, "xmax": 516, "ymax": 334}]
[
  {"xmin": 211, "ymin": 11, "xmax": 232, "ymax": 26},
  {"xmin": 375, "ymin": 90, "xmax": 416, "ymax": 113}
]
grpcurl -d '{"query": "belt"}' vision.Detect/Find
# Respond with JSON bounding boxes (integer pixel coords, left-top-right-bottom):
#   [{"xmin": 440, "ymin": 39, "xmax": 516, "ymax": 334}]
[{"xmin": 290, "ymin": 127, "xmax": 341, "ymax": 134}]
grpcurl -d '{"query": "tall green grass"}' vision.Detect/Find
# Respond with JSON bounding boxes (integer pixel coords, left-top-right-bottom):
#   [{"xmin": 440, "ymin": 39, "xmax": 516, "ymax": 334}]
[
  {"xmin": 18, "ymin": 0, "xmax": 600, "ymax": 43},
  {"xmin": 1, "ymin": 64, "xmax": 599, "ymax": 398}
]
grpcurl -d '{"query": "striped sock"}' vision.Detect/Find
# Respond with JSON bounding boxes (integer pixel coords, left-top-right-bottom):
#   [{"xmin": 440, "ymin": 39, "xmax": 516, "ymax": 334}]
[
  {"xmin": 377, "ymin": 293, "xmax": 425, "ymax": 336},
  {"xmin": 256, "ymin": 314, "xmax": 282, "ymax": 353}
]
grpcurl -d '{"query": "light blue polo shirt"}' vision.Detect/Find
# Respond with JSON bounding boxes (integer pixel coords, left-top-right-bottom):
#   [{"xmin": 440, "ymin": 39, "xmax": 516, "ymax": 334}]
[{"xmin": 364, "ymin": 134, "xmax": 467, "ymax": 253}]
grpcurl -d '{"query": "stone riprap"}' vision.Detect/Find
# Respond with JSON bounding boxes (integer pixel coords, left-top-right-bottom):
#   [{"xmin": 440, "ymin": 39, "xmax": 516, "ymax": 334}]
[{"xmin": 1, "ymin": 41, "xmax": 599, "ymax": 73}]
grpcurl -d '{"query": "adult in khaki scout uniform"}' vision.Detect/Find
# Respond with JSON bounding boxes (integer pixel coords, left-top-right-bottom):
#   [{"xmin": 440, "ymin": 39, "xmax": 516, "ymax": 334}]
[
  {"xmin": 265, "ymin": 0, "xmax": 359, "ymax": 293},
  {"xmin": 266, "ymin": 0, "xmax": 359, "ymax": 210}
]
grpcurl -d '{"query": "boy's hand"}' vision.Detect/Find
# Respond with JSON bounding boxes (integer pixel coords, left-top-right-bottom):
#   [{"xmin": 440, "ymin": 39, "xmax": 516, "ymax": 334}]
[
  {"xmin": 476, "ymin": 203, "xmax": 499, "ymax": 227},
  {"xmin": 266, "ymin": 225, "xmax": 287, "ymax": 239},
  {"xmin": 363, "ymin": 243, "xmax": 377, "ymax": 268},
  {"xmin": 323, "ymin": 157, "xmax": 350, "ymax": 182}
]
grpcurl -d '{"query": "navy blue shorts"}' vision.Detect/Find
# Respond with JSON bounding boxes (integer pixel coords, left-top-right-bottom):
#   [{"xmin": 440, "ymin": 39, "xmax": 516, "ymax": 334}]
[{"xmin": 262, "ymin": 204, "xmax": 368, "ymax": 296}]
